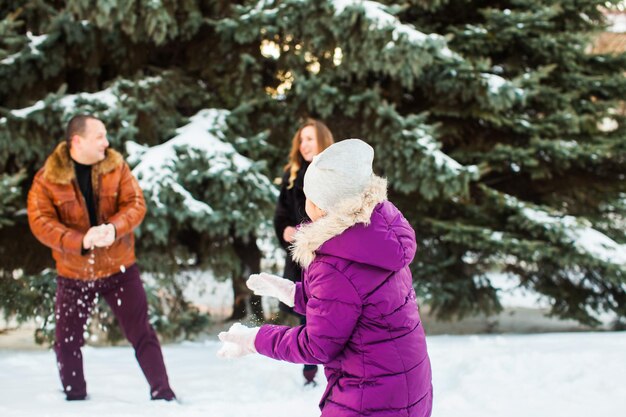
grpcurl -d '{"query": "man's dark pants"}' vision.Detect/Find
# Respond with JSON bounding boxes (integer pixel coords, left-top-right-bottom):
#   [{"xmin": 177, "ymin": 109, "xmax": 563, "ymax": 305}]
[{"xmin": 54, "ymin": 264, "xmax": 174, "ymax": 400}]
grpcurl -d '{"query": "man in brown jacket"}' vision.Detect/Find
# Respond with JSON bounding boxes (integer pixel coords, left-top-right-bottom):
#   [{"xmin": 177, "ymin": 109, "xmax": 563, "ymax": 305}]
[{"xmin": 27, "ymin": 115, "xmax": 176, "ymax": 401}]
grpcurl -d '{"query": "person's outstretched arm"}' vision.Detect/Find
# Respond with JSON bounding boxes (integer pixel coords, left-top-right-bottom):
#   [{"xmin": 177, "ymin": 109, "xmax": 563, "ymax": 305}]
[{"xmin": 255, "ymin": 261, "xmax": 362, "ymax": 364}]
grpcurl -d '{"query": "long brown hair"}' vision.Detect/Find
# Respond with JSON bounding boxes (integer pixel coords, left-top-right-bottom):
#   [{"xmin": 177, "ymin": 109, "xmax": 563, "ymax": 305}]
[{"xmin": 284, "ymin": 118, "xmax": 334, "ymax": 189}]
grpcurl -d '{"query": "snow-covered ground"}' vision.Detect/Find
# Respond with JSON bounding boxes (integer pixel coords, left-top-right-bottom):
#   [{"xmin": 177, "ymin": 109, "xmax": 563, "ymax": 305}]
[{"xmin": 1, "ymin": 331, "xmax": 625, "ymax": 417}]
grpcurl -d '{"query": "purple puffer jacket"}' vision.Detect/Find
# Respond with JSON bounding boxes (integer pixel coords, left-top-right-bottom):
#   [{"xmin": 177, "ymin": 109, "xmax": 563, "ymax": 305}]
[{"xmin": 255, "ymin": 185, "xmax": 432, "ymax": 417}]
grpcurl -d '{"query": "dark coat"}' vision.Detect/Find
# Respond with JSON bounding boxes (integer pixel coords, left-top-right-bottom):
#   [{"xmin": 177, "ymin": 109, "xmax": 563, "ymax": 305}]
[{"xmin": 273, "ymin": 162, "xmax": 310, "ymax": 283}]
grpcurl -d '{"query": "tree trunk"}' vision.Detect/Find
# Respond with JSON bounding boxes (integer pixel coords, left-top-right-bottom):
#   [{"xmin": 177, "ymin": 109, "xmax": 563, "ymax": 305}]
[{"xmin": 230, "ymin": 232, "xmax": 264, "ymax": 321}]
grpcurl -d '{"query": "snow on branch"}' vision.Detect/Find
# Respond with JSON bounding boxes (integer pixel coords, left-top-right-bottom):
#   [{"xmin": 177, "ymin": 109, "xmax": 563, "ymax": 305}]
[
  {"xmin": 130, "ymin": 109, "xmax": 272, "ymax": 214},
  {"xmin": 503, "ymin": 194, "xmax": 626, "ymax": 266},
  {"xmin": 481, "ymin": 73, "xmax": 525, "ymax": 99},
  {"xmin": 331, "ymin": 0, "xmax": 457, "ymax": 60},
  {"xmin": 240, "ymin": 0, "xmax": 278, "ymax": 19},
  {"xmin": 0, "ymin": 31, "xmax": 48, "ymax": 66},
  {"xmin": 606, "ymin": 11, "xmax": 626, "ymax": 33},
  {"xmin": 7, "ymin": 75, "xmax": 165, "ymax": 119},
  {"xmin": 332, "ymin": 1, "xmax": 524, "ymax": 101},
  {"xmin": 405, "ymin": 127, "xmax": 479, "ymax": 177},
  {"xmin": 9, "ymin": 88, "xmax": 118, "ymax": 119}
]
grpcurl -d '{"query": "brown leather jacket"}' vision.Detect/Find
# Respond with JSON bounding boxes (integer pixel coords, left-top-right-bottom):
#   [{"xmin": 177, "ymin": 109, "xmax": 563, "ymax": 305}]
[{"xmin": 27, "ymin": 142, "xmax": 146, "ymax": 280}]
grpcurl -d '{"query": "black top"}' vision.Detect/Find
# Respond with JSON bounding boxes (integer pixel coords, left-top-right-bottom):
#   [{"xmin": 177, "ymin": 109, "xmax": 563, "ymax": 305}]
[
  {"xmin": 73, "ymin": 161, "xmax": 97, "ymax": 227},
  {"xmin": 274, "ymin": 161, "xmax": 310, "ymax": 285}
]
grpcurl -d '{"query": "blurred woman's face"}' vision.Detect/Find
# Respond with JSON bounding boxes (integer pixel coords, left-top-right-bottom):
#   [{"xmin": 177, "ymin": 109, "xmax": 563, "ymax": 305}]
[{"xmin": 299, "ymin": 125, "xmax": 319, "ymax": 162}]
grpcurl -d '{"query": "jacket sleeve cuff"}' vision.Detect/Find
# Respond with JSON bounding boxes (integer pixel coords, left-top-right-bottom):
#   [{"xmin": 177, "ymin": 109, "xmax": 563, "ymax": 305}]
[
  {"xmin": 108, "ymin": 217, "xmax": 127, "ymax": 239},
  {"xmin": 254, "ymin": 324, "xmax": 293, "ymax": 358},
  {"xmin": 253, "ymin": 324, "xmax": 270, "ymax": 356},
  {"xmin": 65, "ymin": 230, "xmax": 86, "ymax": 255}
]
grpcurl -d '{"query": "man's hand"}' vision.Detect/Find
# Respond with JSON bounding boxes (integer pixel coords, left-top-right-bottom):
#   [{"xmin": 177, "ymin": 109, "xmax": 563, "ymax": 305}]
[
  {"xmin": 83, "ymin": 224, "xmax": 116, "ymax": 250},
  {"xmin": 93, "ymin": 224, "xmax": 115, "ymax": 247},
  {"xmin": 247, "ymin": 273, "xmax": 296, "ymax": 307},
  {"xmin": 82, "ymin": 226, "xmax": 101, "ymax": 250},
  {"xmin": 217, "ymin": 323, "xmax": 260, "ymax": 359}
]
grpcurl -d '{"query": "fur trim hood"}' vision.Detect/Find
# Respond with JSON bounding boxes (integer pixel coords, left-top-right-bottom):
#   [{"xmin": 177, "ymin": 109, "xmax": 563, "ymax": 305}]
[
  {"xmin": 42, "ymin": 142, "xmax": 124, "ymax": 184},
  {"xmin": 291, "ymin": 175, "xmax": 388, "ymax": 268}
]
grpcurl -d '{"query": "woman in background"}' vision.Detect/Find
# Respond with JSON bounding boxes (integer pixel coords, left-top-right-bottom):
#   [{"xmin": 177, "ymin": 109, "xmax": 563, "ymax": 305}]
[{"xmin": 273, "ymin": 118, "xmax": 334, "ymax": 385}]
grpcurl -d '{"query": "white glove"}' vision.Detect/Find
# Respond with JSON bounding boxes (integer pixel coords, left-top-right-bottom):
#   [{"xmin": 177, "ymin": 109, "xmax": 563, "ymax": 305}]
[
  {"xmin": 217, "ymin": 323, "xmax": 260, "ymax": 359},
  {"xmin": 93, "ymin": 224, "xmax": 116, "ymax": 247},
  {"xmin": 82, "ymin": 226, "xmax": 100, "ymax": 250},
  {"xmin": 247, "ymin": 273, "xmax": 296, "ymax": 308}
]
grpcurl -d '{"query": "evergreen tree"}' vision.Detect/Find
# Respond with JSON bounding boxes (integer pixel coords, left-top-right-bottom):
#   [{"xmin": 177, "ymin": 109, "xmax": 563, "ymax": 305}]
[
  {"xmin": 218, "ymin": 0, "xmax": 626, "ymax": 325},
  {"xmin": 1, "ymin": 0, "xmax": 625, "ymax": 343},
  {"xmin": 128, "ymin": 109, "xmax": 277, "ymax": 321},
  {"xmin": 0, "ymin": 0, "xmax": 269, "ymax": 340}
]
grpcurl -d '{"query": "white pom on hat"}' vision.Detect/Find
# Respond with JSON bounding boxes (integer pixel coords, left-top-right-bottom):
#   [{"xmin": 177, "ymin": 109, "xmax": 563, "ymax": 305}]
[{"xmin": 303, "ymin": 139, "xmax": 374, "ymax": 212}]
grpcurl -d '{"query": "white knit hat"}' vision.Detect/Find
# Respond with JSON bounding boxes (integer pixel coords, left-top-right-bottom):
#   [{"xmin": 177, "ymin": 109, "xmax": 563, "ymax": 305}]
[{"xmin": 303, "ymin": 139, "xmax": 374, "ymax": 212}]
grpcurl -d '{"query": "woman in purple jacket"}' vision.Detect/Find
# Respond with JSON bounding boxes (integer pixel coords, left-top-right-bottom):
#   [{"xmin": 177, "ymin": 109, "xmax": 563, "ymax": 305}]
[{"xmin": 219, "ymin": 139, "xmax": 433, "ymax": 417}]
